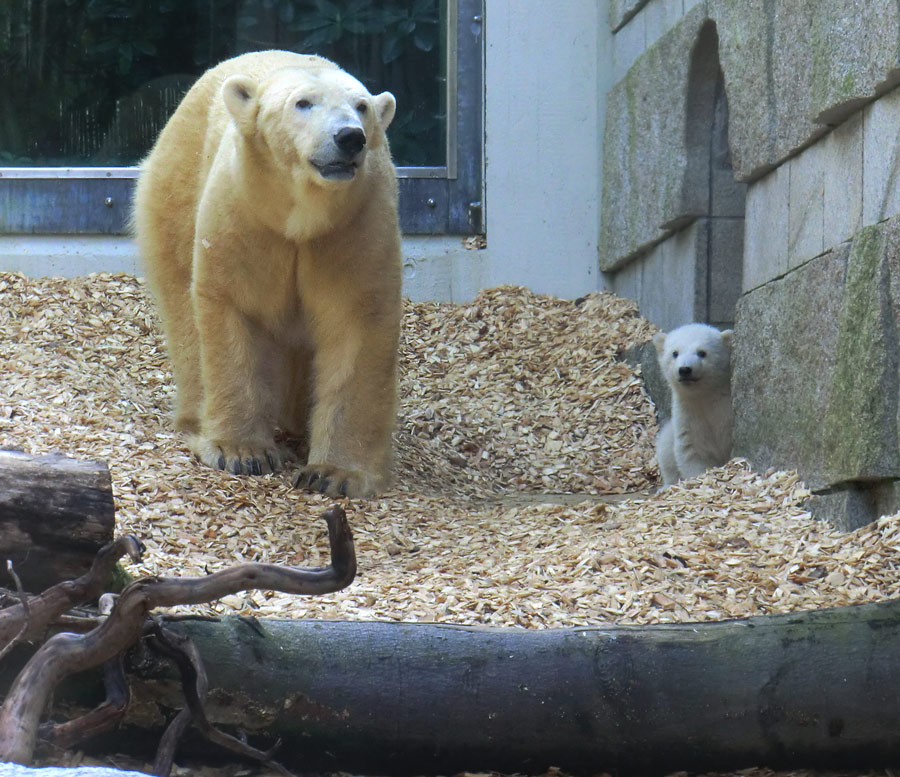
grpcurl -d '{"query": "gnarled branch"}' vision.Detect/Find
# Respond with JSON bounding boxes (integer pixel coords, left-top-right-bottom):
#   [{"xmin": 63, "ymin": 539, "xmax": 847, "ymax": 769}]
[
  {"xmin": 0, "ymin": 535, "xmax": 144, "ymax": 650},
  {"xmin": 0, "ymin": 505, "xmax": 355, "ymax": 765},
  {"xmin": 147, "ymin": 622, "xmax": 291, "ymax": 777}
]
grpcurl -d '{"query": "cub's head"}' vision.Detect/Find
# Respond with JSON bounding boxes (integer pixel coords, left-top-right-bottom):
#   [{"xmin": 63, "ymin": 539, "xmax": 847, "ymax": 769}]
[
  {"xmin": 222, "ymin": 63, "xmax": 396, "ymax": 185},
  {"xmin": 652, "ymin": 323, "xmax": 733, "ymax": 393}
]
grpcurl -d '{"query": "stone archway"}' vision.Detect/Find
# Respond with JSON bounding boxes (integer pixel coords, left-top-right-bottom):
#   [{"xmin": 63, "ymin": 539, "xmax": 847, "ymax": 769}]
[
  {"xmin": 604, "ymin": 18, "xmax": 746, "ymax": 331},
  {"xmin": 683, "ymin": 20, "xmax": 746, "ymax": 329}
]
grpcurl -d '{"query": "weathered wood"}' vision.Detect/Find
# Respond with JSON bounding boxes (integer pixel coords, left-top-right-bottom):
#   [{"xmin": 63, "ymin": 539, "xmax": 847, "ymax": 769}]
[
  {"xmin": 112, "ymin": 599, "xmax": 900, "ymax": 776},
  {"xmin": 0, "ymin": 450, "xmax": 114, "ymax": 591},
  {"xmin": 0, "ymin": 536, "xmax": 142, "ymax": 649},
  {"xmin": 0, "ymin": 507, "xmax": 355, "ymax": 766}
]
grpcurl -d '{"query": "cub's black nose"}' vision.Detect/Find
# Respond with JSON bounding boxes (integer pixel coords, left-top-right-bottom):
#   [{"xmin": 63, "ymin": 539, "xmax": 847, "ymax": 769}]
[
  {"xmin": 678, "ymin": 365, "xmax": 693, "ymax": 377},
  {"xmin": 335, "ymin": 126, "xmax": 366, "ymax": 157}
]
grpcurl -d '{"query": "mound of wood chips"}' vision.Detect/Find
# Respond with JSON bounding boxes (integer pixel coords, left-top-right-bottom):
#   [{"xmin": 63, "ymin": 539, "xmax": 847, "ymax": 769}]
[
  {"xmin": 398, "ymin": 287, "xmax": 657, "ymax": 496},
  {"xmin": 2, "ymin": 270, "xmax": 900, "ymax": 634},
  {"xmin": 6, "ymin": 271, "xmax": 900, "ymax": 777}
]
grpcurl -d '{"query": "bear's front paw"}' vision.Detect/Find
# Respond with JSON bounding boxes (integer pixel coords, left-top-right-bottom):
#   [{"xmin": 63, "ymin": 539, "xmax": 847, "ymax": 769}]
[
  {"xmin": 293, "ymin": 464, "xmax": 375, "ymax": 498},
  {"xmin": 189, "ymin": 435, "xmax": 294, "ymax": 476}
]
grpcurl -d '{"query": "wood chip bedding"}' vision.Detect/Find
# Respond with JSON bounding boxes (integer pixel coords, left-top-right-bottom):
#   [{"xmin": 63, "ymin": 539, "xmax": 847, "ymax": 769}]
[
  {"xmin": 4, "ymin": 271, "xmax": 899, "ymax": 777},
  {"xmin": 1, "ymin": 271, "xmax": 899, "ymax": 627}
]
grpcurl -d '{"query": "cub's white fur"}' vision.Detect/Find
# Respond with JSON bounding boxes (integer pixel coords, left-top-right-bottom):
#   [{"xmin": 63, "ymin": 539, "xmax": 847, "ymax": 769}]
[{"xmin": 653, "ymin": 323, "xmax": 733, "ymax": 486}]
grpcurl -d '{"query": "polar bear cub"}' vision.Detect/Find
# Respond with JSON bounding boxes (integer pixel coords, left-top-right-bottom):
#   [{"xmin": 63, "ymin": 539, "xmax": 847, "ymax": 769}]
[
  {"xmin": 134, "ymin": 51, "xmax": 402, "ymax": 498},
  {"xmin": 653, "ymin": 323, "xmax": 733, "ymax": 486}
]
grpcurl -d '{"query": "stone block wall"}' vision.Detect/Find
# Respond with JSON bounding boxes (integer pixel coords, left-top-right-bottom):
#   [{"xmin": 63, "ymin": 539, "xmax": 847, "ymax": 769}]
[
  {"xmin": 734, "ymin": 217, "xmax": 900, "ymax": 529},
  {"xmin": 744, "ymin": 88, "xmax": 900, "ymax": 293},
  {"xmin": 609, "ymin": 0, "xmax": 708, "ymax": 83},
  {"xmin": 601, "ymin": 0, "xmax": 900, "ymax": 528}
]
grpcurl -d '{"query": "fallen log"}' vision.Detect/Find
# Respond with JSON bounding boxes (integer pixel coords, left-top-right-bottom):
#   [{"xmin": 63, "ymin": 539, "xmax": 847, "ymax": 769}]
[
  {"xmin": 0, "ymin": 450, "xmax": 115, "ymax": 592},
  {"xmin": 113, "ymin": 599, "xmax": 900, "ymax": 776}
]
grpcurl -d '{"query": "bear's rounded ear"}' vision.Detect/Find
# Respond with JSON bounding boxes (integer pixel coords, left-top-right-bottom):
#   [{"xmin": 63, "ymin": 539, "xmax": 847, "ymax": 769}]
[
  {"xmin": 652, "ymin": 331, "xmax": 667, "ymax": 354},
  {"xmin": 720, "ymin": 329, "xmax": 734, "ymax": 349},
  {"xmin": 223, "ymin": 75, "xmax": 259, "ymax": 135},
  {"xmin": 373, "ymin": 91, "xmax": 397, "ymax": 130}
]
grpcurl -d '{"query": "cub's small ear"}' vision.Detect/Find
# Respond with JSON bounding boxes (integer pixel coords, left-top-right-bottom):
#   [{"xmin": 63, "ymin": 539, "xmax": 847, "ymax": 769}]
[
  {"xmin": 720, "ymin": 329, "xmax": 734, "ymax": 349},
  {"xmin": 223, "ymin": 75, "xmax": 259, "ymax": 135},
  {"xmin": 373, "ymin": 91, "xmax": 396, "ymax": 130},
  {"xmin": 652, "ymin": 331, "xmax": 667, "ymax": 354}
]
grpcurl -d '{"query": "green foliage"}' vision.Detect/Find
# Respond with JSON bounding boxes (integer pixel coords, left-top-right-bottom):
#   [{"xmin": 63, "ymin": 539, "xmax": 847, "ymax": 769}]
[
  {"xmin": 287, "ymin": 0, "xmax": 438, "ymax": 62},
  {"xmin": 0, "ymin": 0, "xmax": 445, "ymax": 166},
  {"xmin": 280, "ymin": 0, "xmax": 445, "ymax": 162}
]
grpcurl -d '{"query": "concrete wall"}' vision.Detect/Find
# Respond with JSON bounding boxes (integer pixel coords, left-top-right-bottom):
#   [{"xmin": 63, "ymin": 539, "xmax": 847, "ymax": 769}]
[
  {"xmin": 603, "ymin": 8, "xmax": 745, "ymax": 330},
  {"xmin": 0, "ymin": 234, "xmax": 489, "ymax": 301},
  {"xmin": 743, "ymin": 89, "xmax": 900, "ymax": 293},
  {"xmin": 479, "ymin": 0, "xmax": 605, "ymax": 297},
  {"xmin": 600, "ymin": 4, "xmax": 748, "ymax": 331}
]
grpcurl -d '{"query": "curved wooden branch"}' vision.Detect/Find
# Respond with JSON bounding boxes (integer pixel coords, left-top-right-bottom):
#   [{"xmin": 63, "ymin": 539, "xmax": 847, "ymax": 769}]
[
  {"xmin": 0, "ymin": 561, "xmax": 30, "ymax": 662},
  {"xmin": 0, "ymin": 535, "xmax": 144, "ymax": 649},
  {"xmin": 122, "ymin": 504, "xmax": 356, "ymax": 608},
  {"xmin": 148, "ymin": 624, "xmax": 292, "ymax": 777},
  {"xmin": 37, "ymin": 654, "xmax": 130, "ymax": 750},
  {"xmin": 37, "ymin": 594, "xmax": 130, "ymax": 751},
  {"xmin": 151, "ymin": 625, "xmax": 209, "ymax": 777},
  {"xmin": 0, "ymin": 506, "xmax": 355, "ymax": 765}
]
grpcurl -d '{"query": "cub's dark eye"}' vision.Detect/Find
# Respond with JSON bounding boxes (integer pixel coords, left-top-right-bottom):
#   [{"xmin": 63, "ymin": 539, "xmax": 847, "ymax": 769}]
[
  {"xmin": 697, "ymin": 350, "xmax": 707, "ymax": 358},
  {"xmin": 356, "ymin": 101, "xmax": 368, "ymax": 114},
  {"xmin": 672, "ymin": 350, "xmax": 679, "ymax": 358},
  {"xmin": 296, "ymin": 98, "xmax": 312, "ymax": 110}
]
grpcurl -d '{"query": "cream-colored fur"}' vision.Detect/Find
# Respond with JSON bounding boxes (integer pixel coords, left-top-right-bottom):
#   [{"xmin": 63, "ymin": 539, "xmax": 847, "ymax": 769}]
[
  {"xmin": 653, "ymin": 323, "xmax": 733, "ymax": 487},
  {"xmin": 133, "ymin": 51, "xmax": 401, "ymax": 498}
]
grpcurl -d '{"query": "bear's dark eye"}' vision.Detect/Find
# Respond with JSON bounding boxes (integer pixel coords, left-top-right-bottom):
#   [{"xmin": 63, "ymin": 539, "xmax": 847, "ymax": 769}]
[
  {"xmin": 356, "ymin": 101, "xmax": 368, "ymax": 114},
  {"xmin": 672, "ymin": 350, "xmax": 679, "ymax": 358},
  {"xmin": 697, "ymin": 350, "xmax": 707, "ymax": 358},
  {"xmin": 296, "ymin": 98, "xmax": 312, "ymax": 110}
]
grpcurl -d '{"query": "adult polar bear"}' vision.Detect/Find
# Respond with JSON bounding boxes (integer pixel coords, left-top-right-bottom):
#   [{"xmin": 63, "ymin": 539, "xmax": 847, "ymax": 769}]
[{"xmin": 134, "ymin": 51, "xmax": 402, "ymax": 498}]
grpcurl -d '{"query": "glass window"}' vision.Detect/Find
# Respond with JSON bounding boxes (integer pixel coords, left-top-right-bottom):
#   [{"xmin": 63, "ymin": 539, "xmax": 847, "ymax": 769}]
[{"xmin": 0, "ymin": 0, "xmax": 482, "ymax": 234}]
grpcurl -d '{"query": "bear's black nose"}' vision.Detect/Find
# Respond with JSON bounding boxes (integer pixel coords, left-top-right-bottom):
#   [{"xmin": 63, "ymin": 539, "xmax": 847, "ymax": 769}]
[
  {"xmin": 335, "ymin": 126, "xmax": 366, "ymax": 157},
  {"xmin": 678, "ymin": 366, "xmax": 693, "ymax": 377}
]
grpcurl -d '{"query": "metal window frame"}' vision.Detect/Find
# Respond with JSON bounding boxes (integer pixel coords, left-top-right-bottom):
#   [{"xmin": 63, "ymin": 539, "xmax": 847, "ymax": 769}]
[{"xmin": 0, "ymin": 0, "xmax": 483, "ymax": 236}]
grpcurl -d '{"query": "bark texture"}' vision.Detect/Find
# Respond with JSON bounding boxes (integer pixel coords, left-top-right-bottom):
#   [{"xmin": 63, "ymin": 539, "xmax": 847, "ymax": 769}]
[
  {"xmin": 116, "ymin": 599, "xmax": 900, "ymax": 776},
  {"xmin": 0, "ymin": 450, "xmax": 114, "ymax": 591},
  {"xmin": 0, "ymin": 507, "xmax": 354, "ymax": 769}
]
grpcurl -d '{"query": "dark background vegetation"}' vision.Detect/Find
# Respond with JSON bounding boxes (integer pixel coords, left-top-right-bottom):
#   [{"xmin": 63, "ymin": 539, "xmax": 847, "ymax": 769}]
[{"xmin": 0, "ymin": 0, "xmax": 445, "ymax": 166}]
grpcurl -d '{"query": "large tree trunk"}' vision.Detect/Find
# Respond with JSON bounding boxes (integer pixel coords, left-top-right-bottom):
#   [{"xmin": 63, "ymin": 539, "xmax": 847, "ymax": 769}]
[
  {"xmin": 0, "ymin": 450, "xmax": 114, "ymax": 592},
  {"xmin": 96, "ymin": 598, "xmax": 900, "ymax": 776}
]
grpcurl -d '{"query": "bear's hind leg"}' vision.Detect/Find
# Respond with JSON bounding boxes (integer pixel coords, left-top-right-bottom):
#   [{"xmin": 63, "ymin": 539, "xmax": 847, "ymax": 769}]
[
  {"xmin": 163, "ymin": 290, "xmax": 204, "ymax": 434},
  {"xmin": 142, "ymin": 258, "xmax": 204, "ymax": 433},
  {"xmin": 277, "ymin": 346, "xmax": 313, "ymax": 444}
]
